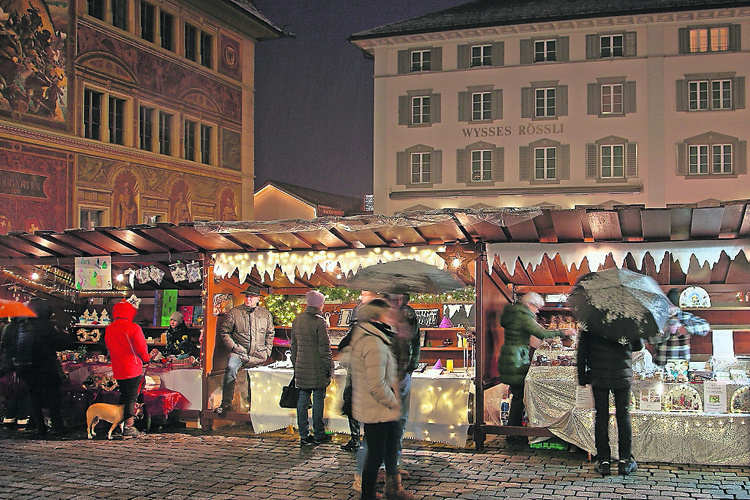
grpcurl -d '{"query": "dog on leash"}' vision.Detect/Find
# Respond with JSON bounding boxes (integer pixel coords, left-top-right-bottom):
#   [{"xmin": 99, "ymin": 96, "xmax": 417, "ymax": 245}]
[{"xmin": 86, "ymin": 403, "xmax": 143, "ymax": 440}]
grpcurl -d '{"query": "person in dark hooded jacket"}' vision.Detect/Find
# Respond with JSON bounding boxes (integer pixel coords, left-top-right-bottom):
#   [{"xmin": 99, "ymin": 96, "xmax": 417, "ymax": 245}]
[{"xmin": 15, "ymin": 298, "xmax": 71, "ymax": 436}]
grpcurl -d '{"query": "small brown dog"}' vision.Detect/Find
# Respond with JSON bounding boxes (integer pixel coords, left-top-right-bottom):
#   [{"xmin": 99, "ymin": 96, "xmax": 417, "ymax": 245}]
[{"xmin": 86, "ymin": 403, "xmax": 142, "ymax": 440}]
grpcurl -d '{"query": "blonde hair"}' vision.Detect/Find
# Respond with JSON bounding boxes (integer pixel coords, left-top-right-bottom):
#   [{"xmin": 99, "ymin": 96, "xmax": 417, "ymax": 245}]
[
  {"xmin": 357, "ymin": 298, "xmax": 391, "ymax": 322},
  {"xmin": 520, "ymin": 292, "xmax": 545, "ymax": 309}
]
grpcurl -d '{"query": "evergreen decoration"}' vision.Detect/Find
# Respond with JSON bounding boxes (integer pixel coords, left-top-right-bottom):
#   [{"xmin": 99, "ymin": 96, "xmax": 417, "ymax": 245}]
[{"xmin": 262, "ymin": 295, "xmax": 305, "ymax": 326}]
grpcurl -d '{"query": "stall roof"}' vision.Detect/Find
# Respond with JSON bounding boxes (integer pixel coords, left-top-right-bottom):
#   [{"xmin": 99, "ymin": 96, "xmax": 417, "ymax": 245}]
[{"xmin": 0, "ymin": 202, "xmax": 748, "ymax": 294}]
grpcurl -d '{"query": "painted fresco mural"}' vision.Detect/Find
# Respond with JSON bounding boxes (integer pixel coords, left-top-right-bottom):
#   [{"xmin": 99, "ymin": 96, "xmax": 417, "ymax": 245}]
[
  {"xmin": 112, "ymin": 171, "xmax": 139, "ymax": 227},
  {"xmin": 0, "ymin": 0, "xmax": 68, "ymax": 125},
  {"xmin": 0, "ymin": 140, "xmax": 71, "ymax": 232}
]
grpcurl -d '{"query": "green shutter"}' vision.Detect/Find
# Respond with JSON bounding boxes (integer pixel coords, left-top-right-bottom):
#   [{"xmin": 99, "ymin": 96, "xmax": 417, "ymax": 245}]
[
  {"xmin": 458, "ymin": 91, "xmax": 469, "ymax": 122},
  {"xmin": 625, "ymin": 143, "xmax": 638, "ymax": 178},
  {"xmin": 456, "ymin": 149, "xmax": 468, "ymax": 183},
  {"xmin": 432, "ymin": 47, "xmax": 442, "ymax": 71},
  {"xmin": 624, "ymin": 32, "xmax": 637, "ymax": 57},
  {"xmin": 433, "ymin": 150, "xmax": 442, "ymax": 184},
  {"xmin": 558, "ymin": 85, "xmax": 568, "ymax": 117},
  {"xmin": 519, "ymin": 146, "xmax": 532, "ymax": 181},
  {"xmin": 397, "ymin": 151, "xmax": 408, "ymax": 185},
  {"xmin": 624, "ymin": 81, "xmax": 637, "ymax": 114},
  {"xmin": 432, "ymin": 93, "xmax": 441, "ymax": 124},
  {"xmin": 494, "ymin": 147, "xmax": 504, "ymax": 182},
  {"xmin": 676, "ymin": 143, "xmax": 688, "ymax": 176},
  {"xmin": 730, "ymin": 25, "xmax": 741, "ymax": 51},
  {"xmin": 586, "ymin": 34, "xmax": 598, "ymax": 59},
  {"xmin": 678, "ymin": 28, "xmax": 689, "ymax": 54},
  {"xmin": 587, "ymin": 83, "xmax": 600, "ymax": 115},
  {"xmin": 736, "ymin": 141, "xmax": 747, "ymax": 175},
  {"xmin": 398, "ymin": 96, "xmax": 409, "ymax": 126},
  {"xmin": 520, "ymin": 39, "xmax": 532, "ymax": 64},
  {"xmin": 676, "ymin": 80, "xmax": 688, "ymax": 112},
  {"xmin": 493, "ymin": 41, "xmax": 504, "ymax": 67},
  {"xmin": 586, "ymin": 144, "xmax": 598, "ymax": 179},
  {"xmin": 398, "ymin": 50, "xmax": 409, "ymax": 74},
  {"xmin": 558, "ymin": 37, "xmax": 569, "ymax": 61},
  {"xmin": 493, "ymin": 89, "xmax": 503, "ymax": 120},
  {"xmin": 560, "ymin": 145, "xmax": 570, "ymax": 180},
  {"xmin": 735, "ymin": 77, "xmax": 745, "ymax": 109},
  {"xmin": 521, "ymin": 87, "xmax": 533, "ymax": 118},
  {"xmin": 457, "ymin": 44, "xmax": 469, "ymax": 69}
]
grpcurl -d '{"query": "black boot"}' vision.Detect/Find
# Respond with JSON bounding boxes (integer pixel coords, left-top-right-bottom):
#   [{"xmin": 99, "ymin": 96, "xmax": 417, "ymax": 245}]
[{"xmin": 594, "ymin": 459, "xmax": 611, "ymax": 477}]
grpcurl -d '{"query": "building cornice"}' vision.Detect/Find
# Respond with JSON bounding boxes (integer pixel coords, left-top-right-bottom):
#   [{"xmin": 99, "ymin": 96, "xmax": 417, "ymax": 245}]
[{"xmin": 389, "ymin": 183, "xmax": 644, "ymax": 200}]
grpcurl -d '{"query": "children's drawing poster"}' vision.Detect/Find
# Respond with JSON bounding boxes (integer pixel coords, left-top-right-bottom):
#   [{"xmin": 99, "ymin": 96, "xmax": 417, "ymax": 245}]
[{"xmin": 75, "ymin": 256, "xmax": 112, "ymax": 290}]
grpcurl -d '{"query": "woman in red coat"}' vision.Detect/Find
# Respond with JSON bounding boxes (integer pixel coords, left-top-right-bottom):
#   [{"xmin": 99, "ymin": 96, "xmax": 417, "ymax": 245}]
[{"xmin": 105, "ymin": 300, "xmax": 150, "ymax": 437}]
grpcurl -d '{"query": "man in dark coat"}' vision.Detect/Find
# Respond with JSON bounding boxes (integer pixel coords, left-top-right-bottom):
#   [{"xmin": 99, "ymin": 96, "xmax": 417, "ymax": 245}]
[
  {"xmin": 291, "ymin": 290, "xmax": 333, "ymax": 445},
  {"xmin": 578, "ymin": 325, "xmax": 642, "ymax": 476}
]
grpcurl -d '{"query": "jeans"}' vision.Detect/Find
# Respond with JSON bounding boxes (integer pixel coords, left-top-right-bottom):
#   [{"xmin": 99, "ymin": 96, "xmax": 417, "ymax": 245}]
[
  {"xmin": 508, "ymin": 383, "xmax": 525, "ymax": 427},
  {"xmin": 297, "ymin": 388, "xmax": 326, "ymax": 440},
  {"xmin": 117, "ymin": 375, "xmax": 143, "ymax": 421},
  {"xmin": 221, "ymin": 353, "xmax": 244, "ymax": 406},
  {"xmin": 592, "ymin": 386, "xmax": 632, "ymax": 461},
  {"xmin": 361, "ymin": 420, "xmax": 400, "ymax": 500}
]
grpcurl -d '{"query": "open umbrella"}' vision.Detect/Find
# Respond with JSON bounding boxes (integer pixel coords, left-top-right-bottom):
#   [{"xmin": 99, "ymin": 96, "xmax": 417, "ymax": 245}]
[
  {"xmin": 347, "ymin": 259, "xmax": 464, "ymax": 295},
  {"xmin": 0, "ymin": 298, "xmax": 37, "ymax": 318},
  {"xmin": 567, "ymin": 268, "xmax": 673, "ymax": 344}
]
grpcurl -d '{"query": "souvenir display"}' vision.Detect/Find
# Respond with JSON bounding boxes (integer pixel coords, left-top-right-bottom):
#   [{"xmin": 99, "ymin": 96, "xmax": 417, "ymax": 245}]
[
  {"xmin": 150, "ymin": 265, "xmax": 165, "ymax": 285},
  {"xmin": 678, "ymin": 286, "xmax": 711, "ymax": 308},
  {"xmin": 730, "ymin": 386, "xmax": 750, "ymax": 413},
  {"xmin": 664, "ymin": 384, "xmax": 702, "ymax": 412},
  {"xmin": 169, "ymin": 262, "xmax": 187, "ymax": 282},
  {"xmin": 186, "ymin": 261, "xmax": 202, "ymax": 283},
  {"xmin": 136, "ymin": 267, "xmax": 151, "ymax": 284}
]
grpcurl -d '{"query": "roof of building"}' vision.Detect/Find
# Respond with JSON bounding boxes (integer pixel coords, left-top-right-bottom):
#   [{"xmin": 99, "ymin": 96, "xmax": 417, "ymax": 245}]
[
  {"xmin": 350, "ymin": 0, "xmax": 750, "ymax": 40},
  {"xmin": 212, "ymin": 0, "xmax": 286, "ymax": 40},
  {"xmin": 256, "ymin": 180, "xmax": 366, "ymax": 215}
]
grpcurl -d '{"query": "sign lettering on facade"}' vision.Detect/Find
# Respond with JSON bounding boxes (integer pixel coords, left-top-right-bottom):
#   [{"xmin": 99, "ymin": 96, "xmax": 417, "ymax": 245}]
[{"xmin": 0, "ymin": 171, "xmax": 47, "ymax": 198}]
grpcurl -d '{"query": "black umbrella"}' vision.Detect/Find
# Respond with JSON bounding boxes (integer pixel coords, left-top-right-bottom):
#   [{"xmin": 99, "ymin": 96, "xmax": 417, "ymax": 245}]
[
  {"xmin": 347, "ymin": 259, "xmax": 464, "ymax": 295},
  {"xmin": 568, "ymin": 268, "xmax": 673, "ymax": 344}
]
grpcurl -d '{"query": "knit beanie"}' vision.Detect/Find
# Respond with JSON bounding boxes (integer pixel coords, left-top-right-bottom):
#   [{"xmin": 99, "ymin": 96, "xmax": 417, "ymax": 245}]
[
  {"xmin": 306, "ymin": 290, "xmax": 325, "ymax": 309},
  {"xmin": 170, "ymin": 311, "xmax": 184, "ymax": 324}
]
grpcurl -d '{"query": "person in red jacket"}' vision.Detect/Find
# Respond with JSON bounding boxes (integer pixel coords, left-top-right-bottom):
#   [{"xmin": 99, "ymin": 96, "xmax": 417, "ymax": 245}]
[{"xmin": 105, "ymin": 300, "xmax": 150, "ymax": 438}]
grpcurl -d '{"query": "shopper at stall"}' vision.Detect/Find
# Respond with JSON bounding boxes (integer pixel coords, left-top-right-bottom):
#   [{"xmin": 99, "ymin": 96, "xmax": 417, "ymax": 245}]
[
  {"xmin": 165, "ymin": 311, "xmax": 200, "ymax": 359},
  {"xmin": 105, "ymin": 299, "xmax": 151, "ymax": 438},
  {"xmin": 291, "ymin": 290, "xmax": 334, "ymax": 445},
  {"xmin": 577, "ymin": 323, "xmax": 641, "ymax": 476},
  {"xmin": 1, "ymin": 318, "xmax": 31, "ymax": 430},
  {"xmin": 215, "ymin": 284, "xmax": 275, "ymax": 416},
  {"xmin": 347, "ymin": 298, "xmax": 415, "ymax": 500},
  {"xmin": 497, "ymin": 292, "xmax": 573, "ymax": 444},
  {"xmin": 651, "ymin": 288, "xmax": 710, "ymax": 367}
]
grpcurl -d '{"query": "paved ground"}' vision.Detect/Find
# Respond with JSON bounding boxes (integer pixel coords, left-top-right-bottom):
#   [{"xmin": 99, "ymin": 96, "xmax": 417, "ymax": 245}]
[{"xmin": 0, "ymin": 423, "xmax": 747, "ymax": 500}]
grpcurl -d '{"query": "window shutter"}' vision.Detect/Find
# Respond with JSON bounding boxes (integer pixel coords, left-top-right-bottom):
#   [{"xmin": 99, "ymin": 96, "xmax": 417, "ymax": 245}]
[
  {"xmin": 433, "ymin": 150, "xmax": 442, "ymax": 184},
  {"xmin": 585, "ymin": 144, "xmax": 598, "ymax": 178},
  {"xmin": 398, "ymin": 96, "xmax": 409, "ymax": 126},
  {"xmin": 585, "ymin": 35, "xmax": 598, "ymax": 59},
  {"xmin": 676, "ymin": 80, "xmax": 688, "ymax": 112},
  {"xmin": 558, "ymin": 37, "xmax": 570, "ymax": 61},
  {"xmin": 432, "ymin": 47, "xmax": 442, "ymax": 71},
  {"xmin": 520, "ymin": 39, "xmax": 532, "ymax": 64},
  {"xmin": 431, "ymin": 93, "xmax": 441, "ymax": 123},
  {"xmin": 625, "ymin": 142, "xmax": 638, "ymax": 178},
  {"xmin": 676, "ymin": 143, "xmax": 688, "ymax": 176},
  {"xmin": 456, "ymin": 149, "xmax": 468, "ymax": 183},
  {"xmin": 737, "ymin": 141, "xmax": 747, "ymax": 175},
  {"xmin": 729, "ymin": 25, "xmax": 741, "ymax": 51},
  {"xmin": 521, "ymin": 87, "xmax": 533, "ymax": 118},
  {"xmin": 458, "ymin": 91, "xmax": 469, "ymax": 122},
  {"xmin": 397, "ymin": 50, "xmax": 409, "ymax": 74},
  {"xmin": 492, "ymin": 89, "xmax": 503, "ymax": 120},
  {"xmin": 587, "ymin": 83, "xmax": 600, "ymax": 115},
  {"xmin": 397, "ymin": 151, "xmax": 408, "ymax": 185},
  {"xmin": 457, "ymin": 44, "xmax": 469, "ymax": 69},
  {"xmin": 624, "ymin": 81, "xmax": 637, "ymax": 114},
  {"xmin": 494, "ymin": 147, "xmax": 504, "ymax": 182},
  {"xmin": 624, "ymin": 32, "xmax": 637, "ymax": 57},
  {"xmin": 519, "ymin": 146, "xmax": 532, "ymax": 181},
  {"xmin": 493, "ymin": 41, "xmax": 504, "ymax": 67},
  {"xmin": 678, "ymin": 28, "xmax": 689, "ymax": 54},
  {"xmin": 558, "ymin": 85, "xmax": 568, "ymax": 117},
  {"xmin": 734, "ymin": 77, "xmax": 745, "ymax": 109},
  {"xmin": 560, "ymin": 144, "xmax": 570, "ymax": 180}
]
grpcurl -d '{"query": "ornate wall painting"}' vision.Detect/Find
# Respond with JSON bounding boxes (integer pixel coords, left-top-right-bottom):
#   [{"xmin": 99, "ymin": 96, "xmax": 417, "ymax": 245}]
[
  {"xmin": 169, "ymin": 179, "xmax": 192, "ymax": 223},
  {"xmin": 218, "ymin": 32, "xmax": 241, "ymax": 81},
  {"xmin": 221, "ymin": 129, "xmax": 241, "ymax": 171},
  {"xmin": 112, "ymin": 171, "xmax": 139, "ymax": 228},
  {"xmin": 0, "ymin": 1, "xmax": 69, "ymax": 126},
  {"xmin": 219, "ymin": 188, "xmax": 238, "ymax": 221}
]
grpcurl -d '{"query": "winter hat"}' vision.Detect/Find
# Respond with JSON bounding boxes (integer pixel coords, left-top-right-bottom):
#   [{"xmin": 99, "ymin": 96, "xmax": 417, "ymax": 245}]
[
  {"xmin": 306, "ymin": 290, "xmax": 325, "ymax": 309},
  {"xmin": 170, "ymin": 311, "xmax": 184, "ymax": 324}
]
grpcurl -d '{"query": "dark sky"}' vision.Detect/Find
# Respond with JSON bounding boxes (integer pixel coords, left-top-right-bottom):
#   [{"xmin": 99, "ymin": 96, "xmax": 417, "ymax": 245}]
[{"xmin": 252, "ymin": 0, "xmax": 469, "ymax": 199}]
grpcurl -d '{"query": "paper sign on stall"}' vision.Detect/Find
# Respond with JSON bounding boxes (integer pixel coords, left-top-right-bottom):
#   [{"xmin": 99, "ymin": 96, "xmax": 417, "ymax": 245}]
[
  {"xmin": 703, "ymin": 381, "xmax": 728, "ymax": 413},
  {"xmin": 639, "ymin": 382, "xmax": 663, "ymax": 411},
  {"xmin": 575, "ymin": 384, "xmax": 594, "ymax": 409}
]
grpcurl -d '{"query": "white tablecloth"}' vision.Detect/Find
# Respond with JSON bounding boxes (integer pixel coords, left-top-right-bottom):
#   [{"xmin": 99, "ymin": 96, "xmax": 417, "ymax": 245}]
[{"xmin": 247, "ymin": 367, "xmax": 472, "ymax": 447}]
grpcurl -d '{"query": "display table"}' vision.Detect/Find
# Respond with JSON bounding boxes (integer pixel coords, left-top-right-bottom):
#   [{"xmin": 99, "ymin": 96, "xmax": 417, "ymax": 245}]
[
  {"xmin": 524, "ymin": 351, "xmax": 750, "ymax": 465},
  {"xmin": 247, "ymin": 367, "xmax": 472, "ymax": 447}
]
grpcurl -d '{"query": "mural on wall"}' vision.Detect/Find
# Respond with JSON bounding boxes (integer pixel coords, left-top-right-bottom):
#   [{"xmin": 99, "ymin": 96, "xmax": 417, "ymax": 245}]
[
  {"xmin": 0, "ymin": 140, "xmax": 71, "ymax": 232},
  {"xmin": 170, "ymin": 179, "xmax": 192, "ymax": 223},
  {"xmin": 0, "ymin": 0, "xmax": 68, "ymax": 124},
  {"xmin": 112, "ymin": 171, "xmax": 139, "ymax": 228},
  {"xmin": 219, "ymin": 188, "xmax": 238, "ymax": 221},
  {"xmin": 221, "ymin": 129, "xmax": 241, "ymax": 171},
  {"xmin": 218, "ymin": 32, "xmax": 241, "ymax": 81}
]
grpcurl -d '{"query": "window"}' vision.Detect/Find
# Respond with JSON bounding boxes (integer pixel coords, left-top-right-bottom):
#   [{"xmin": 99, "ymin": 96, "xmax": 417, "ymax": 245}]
[
  {"xmin": 139, "ymin": 1, "xmax": 155, "ymax": 42},
  {"xmin": 534, "ymin": 147, "xmax": 557, "ymax": 180},
  {"xmin": 678, "ymin": 132, "xmax": 746, "ymax": 176},
  {"xmin": 687, "ymin": 144, "xmax": 734, "ymax": 174},
  {"xmin": 143, "ymin": 214, "xmax": 162, "ymax": 225},
  {"xmin": 397, "ymin": 47, "xmax": 442, "ymax": 73},
  {"xmin": 111, "ymin": 0, "xmax": 128, "ymax": 30},
  {"xmin": 585, "ymin": 136, "xmax": 638, "ymax": 180},
  {"xmin": 159, "ymin": 111, "xmax": 172, "ymax": 155},
  {"xmin": 457, "ymin": 142, "xmax": 503, "ymax": 184},
  {"xmin": 88, "ymin": 0, "xmax": 105, "ymax": 20},
  {"xmin": 458, "ymin": 87, "xmax": 502, "ymax": 123},
  {"xmin": 200, "ymin": 124, "xmax": 212, "ymax": 165},
  {"xmin": 185, "ymin": 24, "xmax": 213, "ymax": 68},
  {"xmin": 457, "ymin": 42, "xmax": 503, "ymax": 69},
  {"xmin": 677, "ymin": 74, "xmax": 745, "ymax": 112},
  {"xmin": 586, "ymin": 32, "xmax": 637, "ymax": 59},
  {"xmin": 184, "ymin": 24, "xmax": 197, "ymax": 62},
  {"xmin": 521, "ymin": 37, "xmax": 568, "ymax": 64},
  {"xmin": 80, "ymin": 208, "xmax": 103, "ymax": 230},
  {"xmin": 396, "ymin": 145, "xmax": 442, "ymax": 187},
  {"xmin": 522, "ymin": 82, "xmax": 567, "ymax": 119},
  {"xmin": 398, "ymin": 91, "xmax": 441, "ymax": 127},
  {"xmin": 184, "ymin": 119, "xmax": 196, "ymax": 161},
  {"xmin": 412, "ymin": 96, "xmax": 430, "ymax": 125},
  {"xmin": 535, "ymin": 40, "xmax": 556, "ymax": 62},
  {"xmin": 600, "ymin": 145, "xmax": 624, "ymax": 178},
  {"xmin": 588, "ymin": 79, "xmax": 636, "ymax": 116},
  {"xmin": 83, "ymin": 89, "xmax": 102, "ymax": 140},
  {"xmin": 139, "ymin": 106, "xmax": 154, "ymax": 151},
  {"xmin": 108, "ymin": 96, "xmax": 125, "ymax": 145},
  {"xmin": 600, "ymin": 35, "xmax": 623, "ymax": 57},
  {"xmin": 471, "ymin": 150, "xmax": 492, "ymax": 181},
  {"xmin": 520, "ymin": 139, "xmax": 570, "ymax": 182},
  {"xmin": 679, "ymin": 25, "xmax": 740, "ymax": 54},
  {"xmin": 185, "ymin": 119, "xmax": 213, "ymax": 164},
  {"xmin": 200, "ymin": 32, "xmax": 212, "ymax": 68},
  {"xmin": 472, "ymin": 92, "xmax": 491, "ymax": 121},
  {"xmin": 471, "ymin": 45, "xmax": 492, "ymax": 67},
  {"xmin": 160, "ymin": 11, "xmax": 174, "ymax": 50}
]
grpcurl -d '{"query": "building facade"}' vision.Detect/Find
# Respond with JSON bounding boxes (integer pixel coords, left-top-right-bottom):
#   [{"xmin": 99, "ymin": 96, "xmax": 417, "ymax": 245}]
[
  {"xmin": 0, "ymin": 0, "xmax": 281, "ymax": 232},
  {"xmin": 350, "ymin": 0, "xmax": 750, "ymax": 215}
]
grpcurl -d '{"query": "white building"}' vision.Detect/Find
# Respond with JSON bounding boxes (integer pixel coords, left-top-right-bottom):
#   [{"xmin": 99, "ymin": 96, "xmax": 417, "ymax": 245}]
[{"xmin": 350, "ymin": 0, "xmax": 750, "ymax": 215}]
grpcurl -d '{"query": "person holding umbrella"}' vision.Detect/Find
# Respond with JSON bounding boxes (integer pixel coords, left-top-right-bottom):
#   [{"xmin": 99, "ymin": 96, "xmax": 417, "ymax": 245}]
[{"xmin": 497, "ymin": 292, "xmax": 574, "ymax": 444}]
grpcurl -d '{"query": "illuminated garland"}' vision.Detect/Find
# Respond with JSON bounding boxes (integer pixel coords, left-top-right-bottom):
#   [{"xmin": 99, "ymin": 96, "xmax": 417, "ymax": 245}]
[{"xmin": 262, "ymin": 295, "xmax": 305, "ymax": 326}]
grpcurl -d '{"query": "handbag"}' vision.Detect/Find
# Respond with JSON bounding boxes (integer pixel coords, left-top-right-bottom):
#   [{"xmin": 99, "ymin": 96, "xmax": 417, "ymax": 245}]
[
  {"xmin": 0, "ymin": 371, "xmax": 28, "ymax": 399},
  {"xmin": 279, "ymin": 375, "xmax": 300, "ymax": 409}
]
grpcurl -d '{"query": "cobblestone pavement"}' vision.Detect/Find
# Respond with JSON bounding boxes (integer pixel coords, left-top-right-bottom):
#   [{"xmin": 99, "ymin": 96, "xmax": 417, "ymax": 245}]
[{"xmin": 0, "ymin": 423, "xmax": 747, "ymax": 500}]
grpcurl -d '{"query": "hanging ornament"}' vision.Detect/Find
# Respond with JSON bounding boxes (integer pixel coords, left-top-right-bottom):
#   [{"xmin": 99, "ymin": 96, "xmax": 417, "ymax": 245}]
[
  {"xmin": 170, "ymin": 262, "xmax": 187, "ymax": 282},
  {"xmin": 186, "ymin": 261, "xmax": 202, "ymax": 283},
  {"xmin": 149, "ymin": 266, "xmax": 165, "ymax": 285},
  {"xmin": 136, "ymin": 267, "xmax": 150, "ymax": 284}
]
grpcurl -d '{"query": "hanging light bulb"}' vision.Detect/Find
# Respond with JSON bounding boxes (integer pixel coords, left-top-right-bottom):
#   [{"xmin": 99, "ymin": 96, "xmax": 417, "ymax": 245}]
[{"xmin": 31, "ymin": 271, "xmax": 39, "ymax": 280}]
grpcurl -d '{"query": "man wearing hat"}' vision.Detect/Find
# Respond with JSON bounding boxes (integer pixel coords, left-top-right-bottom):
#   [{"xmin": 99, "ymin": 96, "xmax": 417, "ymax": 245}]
[{"xmin": 215, "ymin": 284, "xmax": 275, "ymax": 416}]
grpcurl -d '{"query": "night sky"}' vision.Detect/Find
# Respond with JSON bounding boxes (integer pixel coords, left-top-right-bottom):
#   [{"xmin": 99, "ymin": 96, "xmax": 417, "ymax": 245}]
[{"xmin": 252, "ymin": 0, "xmax": 469, "ymax": 199}]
